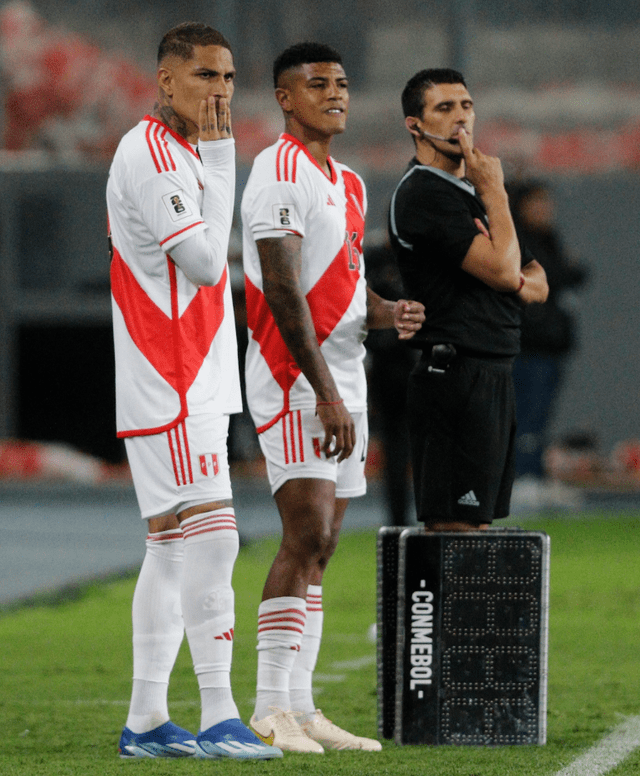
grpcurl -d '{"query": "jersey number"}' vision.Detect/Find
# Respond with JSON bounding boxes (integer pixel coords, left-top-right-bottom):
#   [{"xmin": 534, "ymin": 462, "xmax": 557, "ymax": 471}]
[{"xmin": 345, "ymin": 231, "xmax": 362, "ymax": 271}]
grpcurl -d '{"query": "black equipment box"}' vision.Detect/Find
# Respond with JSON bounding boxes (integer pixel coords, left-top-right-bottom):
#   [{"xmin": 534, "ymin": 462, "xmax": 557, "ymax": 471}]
[{"xmin": 377, "ymin": 527, "xmax": 550, "ymax": 746}]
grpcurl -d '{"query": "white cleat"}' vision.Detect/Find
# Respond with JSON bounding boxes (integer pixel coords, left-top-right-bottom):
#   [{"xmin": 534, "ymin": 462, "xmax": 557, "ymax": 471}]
[
  {"xmin": 301, "ymin": 709, "xmax": 382, "ymax": 751},
  {"xmin": 250, "ymin": 708, "xmax": 324, "ymax": 754}
]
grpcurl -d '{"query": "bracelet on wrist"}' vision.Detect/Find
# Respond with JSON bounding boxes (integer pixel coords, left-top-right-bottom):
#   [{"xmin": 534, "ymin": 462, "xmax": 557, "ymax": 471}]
[{"xmin": 316, "ymin": 399, "xmax": 344, "ymax": 407}]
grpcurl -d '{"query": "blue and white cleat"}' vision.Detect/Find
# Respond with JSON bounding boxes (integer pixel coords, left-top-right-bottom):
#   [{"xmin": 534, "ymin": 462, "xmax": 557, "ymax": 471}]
[
  {"xmin": 118, "ymin": 721, "xmax": 197, "ymax": 758},
  {"xmin": 194, "ymin": 718, "xmax": 283, "ymax": 760}
]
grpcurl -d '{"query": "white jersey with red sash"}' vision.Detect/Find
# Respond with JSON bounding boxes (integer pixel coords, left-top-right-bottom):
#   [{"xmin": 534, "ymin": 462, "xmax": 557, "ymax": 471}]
[
  {"xmin": 241, "ymin": 133, "xmax": 367, "ymax": 434},
  {"xmin": 108, "ymin": 115, "xmax": 241, "ymax": 438}
]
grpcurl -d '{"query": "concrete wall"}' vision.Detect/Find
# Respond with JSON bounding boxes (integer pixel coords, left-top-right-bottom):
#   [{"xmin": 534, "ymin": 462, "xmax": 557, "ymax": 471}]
[{"xmin": 549, "ymin": 175, "xmax": 640, "ymax": 453}]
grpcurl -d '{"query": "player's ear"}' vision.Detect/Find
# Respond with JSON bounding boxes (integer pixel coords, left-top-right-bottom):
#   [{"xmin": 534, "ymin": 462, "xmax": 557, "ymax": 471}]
[
  {"xmin": 275, "ymin": 87, "xmax": 292, "ymax": 113},
  {"xmin": 157, "ymin": 65, "xmax": 174, "ymax": 99}
]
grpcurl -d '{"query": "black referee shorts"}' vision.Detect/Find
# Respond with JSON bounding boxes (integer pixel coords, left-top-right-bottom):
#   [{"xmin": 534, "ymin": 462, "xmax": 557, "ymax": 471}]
[{"xmin": 407, "ymin": 348, "xmax": 516, "ymax": 525}]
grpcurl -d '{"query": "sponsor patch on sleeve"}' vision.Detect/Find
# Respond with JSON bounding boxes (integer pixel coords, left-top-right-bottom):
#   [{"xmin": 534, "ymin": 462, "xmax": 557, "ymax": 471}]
[
  {"xmin": 272, "ymin": 203, "xmax": 297, "ymax": 230},
  {"xmin": 162, "ymin": 189, "xmax": 193, "ymax": 222}
]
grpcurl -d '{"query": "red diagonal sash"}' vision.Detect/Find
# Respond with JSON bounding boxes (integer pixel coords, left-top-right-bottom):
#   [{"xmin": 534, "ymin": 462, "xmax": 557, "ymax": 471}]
[
  {"xmin": 111, "ymin": 246, "xmax": 226, "ymax": 405},
  {"xmin": 245, "ymin": 169, "xmax": 365, "ymax": 429}
]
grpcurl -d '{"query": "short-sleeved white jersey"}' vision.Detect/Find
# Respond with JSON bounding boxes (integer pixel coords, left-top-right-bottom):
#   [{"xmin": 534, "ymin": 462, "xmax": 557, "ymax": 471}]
[
  {"xmin": 241, "ymin": 133, "xmax": 368, "ymax": 433},
  {"xmin": 108, "ymin": 115, "xmax": 241, "ymax": 438}
]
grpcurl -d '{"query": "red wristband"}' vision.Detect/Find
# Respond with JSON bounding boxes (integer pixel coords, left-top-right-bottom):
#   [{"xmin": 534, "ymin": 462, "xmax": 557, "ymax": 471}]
[
  {"xmin": 316, "ymin": 399, "xmax": 344, "ymax": 407},
  {"xmin": 517, "ymin": 273, "xmax": 525, "ymax": 292}
]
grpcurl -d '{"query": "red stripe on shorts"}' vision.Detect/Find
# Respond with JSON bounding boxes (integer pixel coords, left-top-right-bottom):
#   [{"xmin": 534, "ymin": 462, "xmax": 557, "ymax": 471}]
[
  {"xmin": 167, "ymin": 422, "xmax": 193, "ymax": 486},
  {"xmin": 167, "ymin": 427, "xmax": 182, "ymax": 485},
  {"xmin": 297, "ymin": 410, "xmax": 304, "ymax": 462},
  {"xmin": 288, "ymin": 412, "xmax": 297, "ymax": 463},
  {"xmin": 179, "ymin": 421, "xmax": 194, "ymax": 483},
  {"xmin": 282, "ymin": 416, "xmax": 289, "ymax": 464}
]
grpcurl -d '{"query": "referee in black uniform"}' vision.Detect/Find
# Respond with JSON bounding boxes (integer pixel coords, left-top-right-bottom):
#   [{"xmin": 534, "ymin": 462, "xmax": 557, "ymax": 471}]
[{"xmin": 389, "ymin": 68, "xmax": 549, "ymax": 532}]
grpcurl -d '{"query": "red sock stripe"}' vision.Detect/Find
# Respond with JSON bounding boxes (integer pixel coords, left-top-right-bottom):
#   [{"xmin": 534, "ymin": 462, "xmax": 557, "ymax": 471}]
[
  {"xmin": 182, "ymin": 513, "xmax": 237, "ymax": 540},
  {"xmin": 258, "ymin": 623, "xmax": 306, "ymax": 636},
  {"xmin": 214, "ymin": 628, "xmax": 234, "ymax": 641},
  {"xmin": 146, "ymin": 530, "xmax": 183, "ymax": 542},
  {"xmin": 258, "ymin": 607, "xmax": 306, "ymax": 622},
  {"xmin": 258, "ymin": 607, "xmax": 306, "ymax": 636},
  {"xmin": 306, "ymin": 593, "xmax": 323, "ymax": 612}
]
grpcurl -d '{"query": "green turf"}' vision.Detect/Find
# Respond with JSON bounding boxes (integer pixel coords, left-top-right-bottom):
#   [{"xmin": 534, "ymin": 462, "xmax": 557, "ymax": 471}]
[{"xmin": 2, "ymin": 513, "xmax": 639, "ymax": 774}]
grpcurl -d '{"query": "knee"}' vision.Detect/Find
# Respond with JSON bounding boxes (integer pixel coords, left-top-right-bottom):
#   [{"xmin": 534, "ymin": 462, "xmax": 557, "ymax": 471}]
[
  {"xmin": 317, "ymin": 528, "xmax": 340, "ymax": 568},
  {"xmin": 283, "ymin": 518, "xmax": 334, "ymax": 563}
]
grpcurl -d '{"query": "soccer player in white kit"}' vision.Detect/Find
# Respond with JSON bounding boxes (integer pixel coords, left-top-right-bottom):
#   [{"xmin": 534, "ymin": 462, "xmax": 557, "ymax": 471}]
[
  {"xmin": 241, "ymin": 42, "xmax": 425, "ymax": 753},
  {"xmin": 107, "ymin": 22, "xmax": 281, "ymax": 761}
]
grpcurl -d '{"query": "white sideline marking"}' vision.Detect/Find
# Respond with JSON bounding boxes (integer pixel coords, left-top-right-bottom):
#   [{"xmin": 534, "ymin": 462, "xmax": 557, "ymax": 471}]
[
  {"xmin": 330, "ymin": 655, "xmax": 376, "ymax": 671},
  {"xmin": 314, "ymin": 673, "xmax": 347, "ymax": 683},
  {"xmin": 555, "ymin": 716, "xmax": 640, "ymax": 776},
  {"xmin": 312, "ymin": 651, "xmax": 376, "ymax": 697}
]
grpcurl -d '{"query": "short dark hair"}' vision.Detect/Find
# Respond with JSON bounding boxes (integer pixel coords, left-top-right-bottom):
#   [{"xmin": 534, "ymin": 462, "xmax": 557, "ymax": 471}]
[
  {"xmin": 273, "ymin": 42, "xmax": 343, "ymax": 88},
  {"xmin": 401, "ymin": 68, "xmax": 467, "ymax": 118},
  {"xmin": 157, "ymin": 22, "xmax": 232, "ymax": 65}
]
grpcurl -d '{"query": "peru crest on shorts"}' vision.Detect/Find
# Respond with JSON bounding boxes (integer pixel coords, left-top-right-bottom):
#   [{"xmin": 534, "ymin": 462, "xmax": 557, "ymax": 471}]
[{"xmin": 199, "ymin": 453, "xmax": 219, "ymax": 477}]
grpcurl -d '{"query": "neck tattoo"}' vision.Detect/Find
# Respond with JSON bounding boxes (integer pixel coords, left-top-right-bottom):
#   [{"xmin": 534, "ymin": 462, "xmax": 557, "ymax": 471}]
[{"xmin": 154, "ymin": 102, "xmax": 190, "ymax": 140}]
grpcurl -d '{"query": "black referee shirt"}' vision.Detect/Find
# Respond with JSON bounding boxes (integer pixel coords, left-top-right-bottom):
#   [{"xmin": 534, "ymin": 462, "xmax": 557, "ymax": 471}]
[{"xmin": 389, "ymin": 160, "xmax": 531, "ymax": 357}]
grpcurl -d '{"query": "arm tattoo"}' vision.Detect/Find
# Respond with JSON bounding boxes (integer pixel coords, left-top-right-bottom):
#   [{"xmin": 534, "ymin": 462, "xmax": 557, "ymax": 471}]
[
  {"xmin": 258, "ymin": 236, "xmax": 339, "ymax": 396},
  {"xmin": 260, "ymin": 238, "xmax": 312, "ymax": 345}
]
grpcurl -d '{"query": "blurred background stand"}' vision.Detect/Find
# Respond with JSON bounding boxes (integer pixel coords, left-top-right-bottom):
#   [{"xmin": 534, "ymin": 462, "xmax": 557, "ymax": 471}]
[
  {"xmin": 508, "ymin": 179, "xmax": 589, "ymax": 511},
  {"xmin": 1, "ymin": 0, "xmax": 640, "ymax": 512}
]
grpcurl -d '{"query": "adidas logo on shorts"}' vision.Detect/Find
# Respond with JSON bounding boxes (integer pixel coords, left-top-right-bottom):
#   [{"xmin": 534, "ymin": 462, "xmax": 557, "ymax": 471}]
[{"xmin": 458, "ymin": 490, "xmax": 480, "ymax": 507}]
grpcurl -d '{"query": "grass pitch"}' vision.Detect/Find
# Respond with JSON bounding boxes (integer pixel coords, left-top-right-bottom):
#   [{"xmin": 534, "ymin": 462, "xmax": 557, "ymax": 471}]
[{"xmin": 2, "ymin": 512, "xmax": 640, "ymax": 775}]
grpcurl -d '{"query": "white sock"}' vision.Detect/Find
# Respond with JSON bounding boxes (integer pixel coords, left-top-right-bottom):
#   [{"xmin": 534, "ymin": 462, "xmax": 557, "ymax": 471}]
[
  {"xmin": 254, "ymin": 596, "xmax": 307, "ymax": 721},
  {"xmin": 181, "ymin": 510, "xmax": 240, "ymax": 732},
  {"xmin": 126, "ymin": 529, "xmax": 185, "ymax": 734},
  {"xmin": 290, "ymin": 585, "xmax": 323, "ymax": 722}
]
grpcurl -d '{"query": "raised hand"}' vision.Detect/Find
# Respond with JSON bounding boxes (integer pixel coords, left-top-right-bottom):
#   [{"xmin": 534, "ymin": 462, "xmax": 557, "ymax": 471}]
[
  {"xmin": 199, "ymin": 96, "xmax": 232, "ymax": 142},
  {"xmin": 458, "ymin": 128, "xmax": 504, "ymax": 196}
]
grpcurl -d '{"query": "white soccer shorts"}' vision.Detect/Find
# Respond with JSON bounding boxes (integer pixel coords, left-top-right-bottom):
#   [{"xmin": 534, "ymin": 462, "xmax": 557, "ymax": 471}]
[
  {"xmin": 258, "ymin": 409, "xmax": 368, "ymax": 498},
  {"xmin": 124, "ymin": 414, "xmax": 233, "ymax": 519}
]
